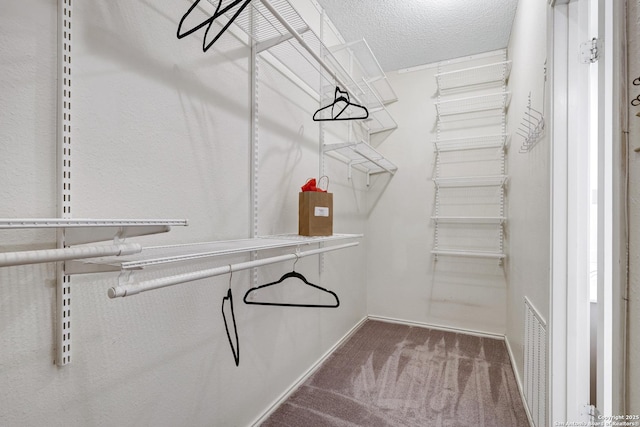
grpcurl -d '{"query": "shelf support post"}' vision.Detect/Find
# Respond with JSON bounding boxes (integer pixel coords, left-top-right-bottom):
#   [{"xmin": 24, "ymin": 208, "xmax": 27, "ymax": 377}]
[
  {"xmin": 55, "ymin": 0, "xmax": 73, "ymax": 366},
  {"xmin": 250, "ymin": 7, "xmax": 260, "ymax": 291},
  {"xmin": 498, "ymin": 50, "xmax": 507, "ymax": 266}
]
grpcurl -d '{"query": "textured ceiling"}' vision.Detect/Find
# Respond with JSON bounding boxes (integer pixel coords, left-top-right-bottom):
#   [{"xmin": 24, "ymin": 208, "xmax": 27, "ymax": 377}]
[{"xmin": 316, "ymin": 0, "xmax": 519, "ymax": 72}]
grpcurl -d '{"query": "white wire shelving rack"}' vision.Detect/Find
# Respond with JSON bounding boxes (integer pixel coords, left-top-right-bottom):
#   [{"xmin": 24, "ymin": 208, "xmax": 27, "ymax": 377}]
[
  {"xmin": 430, "ymin": 216, "xmax": 506, "ymax": 225},
  {"xmin": 436, "ymin": 60, "xmax": 512, "ymax": 92},
  {"xmin": 226, "ymin": 0, "xmax": 397, "ymax": 135},
  {"xmin": 327, "ymin": 39, "xmax": 397, "ymax": 106},
  {"xmin": 435, "ymin": 91, "xmax": 511, "ymax": 120},
  {"xmin": 432, "ymin": 175, "xmax": 508, "ymax": 188},
  {"xmin": 430, "ymin": 249, "xmax": 506, "ymax": 260},
  {"xmin": 225, "ymin": 0, "xmax": 397, "ymax": 195},
  {"xmin": 322, "ymin": 42, "xmax": 397, "ymax": 134},
  {"xmin": 432, "ymin": 134, "xmax": 509, "ymax": 153},
  {"xmin": 323, "ymin": 141, "xmax": 397, "ymax": 185},
  {"xmin": 432, "ymin": 51, "xmax": 509, "ymax": 262},
  {"xmin": 20, "ymin": 0, "xmax": 380, "ymax": 366},
  {"xmin": 226, "ymin": 0, "xmax": 393, "ymax": 269}
]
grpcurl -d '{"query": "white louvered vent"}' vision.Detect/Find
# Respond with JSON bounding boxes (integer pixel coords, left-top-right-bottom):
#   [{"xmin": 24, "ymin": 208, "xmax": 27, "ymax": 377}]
[{"xmin": 524, "ymin": 297, "xmax": 547, "ymax": 427}]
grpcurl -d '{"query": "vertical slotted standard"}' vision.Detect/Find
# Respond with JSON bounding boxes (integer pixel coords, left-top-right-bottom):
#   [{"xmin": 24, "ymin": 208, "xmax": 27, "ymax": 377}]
[
  {"xmin": 498, "ymin": 52, "xmax": 507, "ymax": 260},
  {"xmin": 434, "ymin": 63, "xmax": 442, "ymax": 258},
  {"xmin": 524, "ymin": 298, "xmax": 547, "ymax": 427},
  {"xmin": 250, "ymin": 8, "xmax": 260, "ymax": 290},
  {"xmin": 56, "ymin": 0, "xmax": 73, "ymax": 366},
  {"xmin": 318, "ymin": 9, "xmax": 327, "ymax": 275}
]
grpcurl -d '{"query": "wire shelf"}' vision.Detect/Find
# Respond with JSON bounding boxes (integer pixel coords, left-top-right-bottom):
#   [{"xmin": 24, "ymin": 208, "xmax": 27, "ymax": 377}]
[
  {"xmin": 431, "ymin": 216, "xmax": 506, "ymax": 224},
  {"xmin": 0, "ymin": 218, "xmax": 188, "ymax": 245},
  {"xmin": 230, "ymin": 0, "xmax": 350, "ymax": 96},
  {"xmin": 436, "ymin": 60, "xmax": 512, "ymax": 92},
  {"xmin": 227, "ymin": 0, "xmax": 396, "ymax": 134},
  {"xmin": 328, "ymin": 39, "xmax": 398, "ymax": 105},
  {"xmin": 432, "ymin": 134, "xmax": 509, "ymax": 152},
  {"xmin": 0, "ymin": 218, "xmax": 188, "ymax": 229},
  {"xmin": 433, "ymin": 175, "xmax": 508, "ymax": 188},
  {"xmin": 66, "ymin": 233, "xmax": 363, "ymax": 274},
  {"xmin": 324, "ymin": 142, "xmax": 397, "ymax": 178},
  {"xmin": 435, "ymin": 91, "xmax": 511, "ymax": 118},
  {"xmin": 431, "ymin": 249, "xmax": 506, "ymax": 259}
]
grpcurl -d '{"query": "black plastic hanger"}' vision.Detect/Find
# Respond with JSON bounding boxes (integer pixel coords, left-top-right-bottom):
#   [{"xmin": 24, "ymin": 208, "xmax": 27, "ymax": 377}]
[
  {"xmin": 177, "ymin": 0, "xmax": 215, "ymax": 40},
  {"xmin": 313, "ymin": 87, "xmax": 369, "ymax": 122},
  {"xmin": 243, "ymin": 258, "xmax": 340, "ymax": 308},
  {"xmin": 203, "ymin": 0, "xmax": 252, "ymax": 51},
  {"xmin": 177, "ymin": 0, "xmax": 253, "ymax": 52},
  {"xmin": 222, "ymin": 271, "xmax": 240, "ymax": 366}
]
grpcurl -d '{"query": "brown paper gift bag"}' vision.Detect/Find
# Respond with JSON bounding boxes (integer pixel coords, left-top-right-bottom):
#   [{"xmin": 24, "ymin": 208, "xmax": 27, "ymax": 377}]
[{"xmin": 298, "ymin": 191, "xmax": 333, "ymax": 236}]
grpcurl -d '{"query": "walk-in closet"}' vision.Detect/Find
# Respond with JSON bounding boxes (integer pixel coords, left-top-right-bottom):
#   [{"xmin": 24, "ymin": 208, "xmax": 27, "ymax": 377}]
[{"xmin": 1, "ymin": 0, "xmax": 636, "ymax": 426}]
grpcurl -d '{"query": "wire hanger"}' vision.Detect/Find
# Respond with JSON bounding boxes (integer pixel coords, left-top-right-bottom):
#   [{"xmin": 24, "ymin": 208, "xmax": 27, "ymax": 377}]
[
  {"xmin": 243, "ymin": 254, "xmax": 340, "ymax": 308},
  {"xmin": 221, "ymin": 266, "xmax": 240, "ymax": 366},
  {"xmin": 313, "ymin": 86, "xmax": 369, "ymax": 122},
  {"xmin": 177, "ymin": 0, "xmax": 253, "ymax": 52}
]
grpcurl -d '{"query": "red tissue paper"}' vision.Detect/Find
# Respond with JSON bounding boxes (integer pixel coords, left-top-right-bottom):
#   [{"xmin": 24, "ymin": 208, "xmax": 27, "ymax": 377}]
[{"xmin": 300, "ymin": 178, "xmax": 327, "ymax": 192}]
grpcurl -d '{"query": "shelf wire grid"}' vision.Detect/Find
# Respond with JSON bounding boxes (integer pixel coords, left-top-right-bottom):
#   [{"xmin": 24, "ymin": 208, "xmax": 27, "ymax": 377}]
[
  {"xmin": 329, "ymin": 39, "xmax": 398, "ymax": 104},
  {"xmin": 433, "ymin": 134, "xmax": 509, "ymax": 152},
  {"xmin": 436, "ymin": 60, "xmax": 512, "ymax": 92},
  {"xmin": 227, "ymin": 0, "xmax": 396, "ymax": 134},
  {"xmin": 228, "ymin": 0, "xmax": 350, "ymax": 100},
  {"xmin": 435, "ymin": 91, "xmax": 511, "ymax": 117},
  {"xmin": 325, "ymin": 142, "xmax": 397, "ymax": 176},
  {"xmin": 69, "ymin": 234, "xmax": 362, "ymax": 272}
]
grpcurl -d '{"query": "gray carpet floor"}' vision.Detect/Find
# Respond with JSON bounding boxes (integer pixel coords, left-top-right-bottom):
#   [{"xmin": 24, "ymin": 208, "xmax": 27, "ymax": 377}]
[{"xmin": 262, "ymin": 320, "xmax": 530, "ymax": 427}]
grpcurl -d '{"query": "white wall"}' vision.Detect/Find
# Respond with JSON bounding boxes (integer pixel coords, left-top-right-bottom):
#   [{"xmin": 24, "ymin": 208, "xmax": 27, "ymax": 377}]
[
  {"xmin": 627, "ymin": 0, "xmax": 640, "ymax": 414},
  {"xmin": 0, "ymin": 1, "xmax": 367, "ymax": 426},
  {"xmin": 504, "ymin": 0, "xmax": 550, "ymax": 383}
]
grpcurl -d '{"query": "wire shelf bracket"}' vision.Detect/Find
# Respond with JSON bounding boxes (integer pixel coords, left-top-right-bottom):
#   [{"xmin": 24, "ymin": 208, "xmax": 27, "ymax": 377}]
[{"xmin": 324, "ymin": 142, "xmax": 397, "ymax": 186}]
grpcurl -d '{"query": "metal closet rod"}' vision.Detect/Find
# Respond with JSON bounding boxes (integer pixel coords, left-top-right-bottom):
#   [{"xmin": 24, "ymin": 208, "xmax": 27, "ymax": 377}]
[
  {"xmin": 0, "ymin": 243, "xmax": 142, "ymax": 268},
  {"xmin": 108, "ymin": 241, "xmax": 359, "ymax": 298}
]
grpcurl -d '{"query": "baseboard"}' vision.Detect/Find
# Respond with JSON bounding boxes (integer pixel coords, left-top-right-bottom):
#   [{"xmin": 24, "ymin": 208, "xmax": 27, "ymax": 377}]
[
  {"xmin": 250, "ymin": 315, "xmax": 369, "ymax": 427},
  {"xmin": 367, "ymin": 314, "xmax": 506, "ymax": 340},
  {"xmin": 504, "ymin": 335, "xmax": 535, "ymax": 427}
]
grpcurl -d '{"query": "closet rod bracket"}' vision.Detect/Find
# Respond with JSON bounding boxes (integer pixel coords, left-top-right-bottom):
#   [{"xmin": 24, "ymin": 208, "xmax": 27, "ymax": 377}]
[{"xmin": 113, "ymin": 270, "xmax": 135, "ymax": 298}]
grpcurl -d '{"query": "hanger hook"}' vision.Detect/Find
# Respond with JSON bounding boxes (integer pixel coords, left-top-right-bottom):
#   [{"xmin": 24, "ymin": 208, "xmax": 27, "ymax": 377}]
[
  {"xmin": 293, "ymin": 253, "xmax": 300, "ymax": 272},
  {"xmin": 228, "ymin": 264, "xmax": 233, "ymax": 290}
]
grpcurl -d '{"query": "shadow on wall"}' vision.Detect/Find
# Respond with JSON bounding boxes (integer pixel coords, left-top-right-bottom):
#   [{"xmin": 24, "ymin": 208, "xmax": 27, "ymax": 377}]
[{"xmin": 80, "ymin": 1, "xmax": 251, "ymax": 116}]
